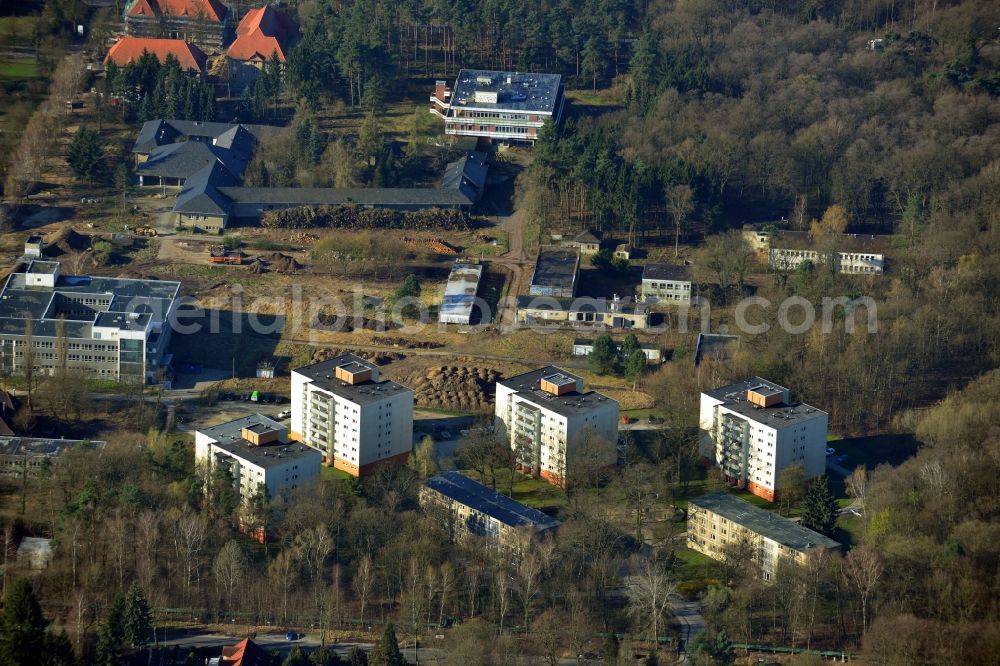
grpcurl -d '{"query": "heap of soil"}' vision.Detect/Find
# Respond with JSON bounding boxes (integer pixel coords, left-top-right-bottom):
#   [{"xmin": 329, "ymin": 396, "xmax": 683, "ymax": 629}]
[
  {"xmin": 408, "ymin": 365, "xmax": 499, "ymax": 412},
  {"xmin": 309, "ymin": 348, "xmax": 405, "ymax": 366},
  {"xmin": 43, "ymin": 228, "xmax": 92, "ymax": 257},
  {"xmin": 314, "ymin": 312, "xmax": 401, "ymax": 332},
  {"xmin": 264, "ymin": 253, "xmax": 302, "ymax": 273}
]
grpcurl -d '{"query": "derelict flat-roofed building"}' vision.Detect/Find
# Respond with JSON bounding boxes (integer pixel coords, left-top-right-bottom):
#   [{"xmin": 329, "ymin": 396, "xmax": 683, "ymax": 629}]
[
  {"xmin": 0, "ymin": 437, "xmax": 106, "ymax": 477},
  {"xmin": 430, "ymin": 70, "xmax": 565, "ymax": 143},
  {"xmin": 0, "ymin": 261, "xmax": 180, "ymax": 383},
  {"xmin": 439, "ymin": 261, "xmax": 484, "ymax": 325},
  {"xmin": 528, "ymin": 246, "xmax": 580, "ymax": 298}
]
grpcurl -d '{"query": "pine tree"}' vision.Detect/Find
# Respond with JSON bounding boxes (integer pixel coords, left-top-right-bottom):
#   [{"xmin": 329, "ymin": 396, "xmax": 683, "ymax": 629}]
[
  {"xmin": 603, "ymin": 631, "xmax": 620, "ymax": 662},
  {"xmin": 283, "ymin": 646, "xmax": 310, "ymax": 666},
  {"xmin": 122, "ymin": 582, "xmax": 152, "ymax": 647},
  {"xmin": 368, "ymin": 623, "xmax": 405, "ymax": 666},
  {"xmin": 358, "ymin": 112, "xmax": 382, "ymax": 167},
  {"xmin": 801, "ymin": 475, "xmax": 837, "ymax": 536},
  {"xmin": 94, "ymin": 594, "xmax": 126, "ymax": 666},
  {"xmin": 623, "ymin": 348, "xmax": 648, "ymax": 385},
  {"xmin": 1, "ymin": 580, "xmax": 46, "ymax": 665},
  {"xmin": 67, "ymin": 127, "xmax": 108, "ymax": 185},
  {"xmin": 589, "ymin": 334, "xmax": 619, "ymax": 375},
  {"xmin": 347, "ymin": 646, "xmax": 368, "ymax": 666},
  {"xmin": 40, "ymin": 631, "xmax": 76, "ymax": 666}
]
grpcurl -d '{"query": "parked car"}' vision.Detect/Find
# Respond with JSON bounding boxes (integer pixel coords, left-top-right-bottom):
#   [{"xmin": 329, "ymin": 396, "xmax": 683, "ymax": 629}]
[
  {"xmin": 837, "ymin": 454, "xmax": 849, "ymax": 463},
  {"xmin": 826, "ymin": 447, "xmax": 836, "ymax": 456},
  {"xmin": 277, "ymin": 410, "xmax": 291, "ymax": 420},
  {"xmin": 285, "ymin": 630, "xmax": 298, "ymax": 641},
  {"xmin": 438, "ymin": 431, "xmax": 452, "ymax": 440},
  {"xmin": 274, "ymin": 395, "xmax": 285, "ymax": 404}
]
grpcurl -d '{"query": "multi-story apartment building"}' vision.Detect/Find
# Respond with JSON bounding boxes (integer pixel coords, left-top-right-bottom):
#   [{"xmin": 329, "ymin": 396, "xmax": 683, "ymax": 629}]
[
  {"xmin": 290, "ymin": 354, "xmax": 413, "ymax": 476},
  {"xmin": 0, "ymin": 261, "xmax": 180, "ymax": 383},
  {"xmin": 641, "ymin": 263, "xmax": 692, "ymax": 304},
  {"xmin": 688, "ymin": 491, "xmax": 840, "ymax": 581},
  {"xmin": 699, "ymin": 377, "xmax": 828, "ymax": 502},
  {"xmin": 420, "ymin": 471, "xmax": 558, "ymax": 553},
  {"xmin": 124, "ymin": 0, "xmax": 231, "ymax": 52},
  {"xmin": 495, "ymin": 367, "xmax": 619, "ymax": 486},
  {"xmin": 430, "ymin": 70, "xmax": 565, "ymax": 144},
  {"xmin": 195, "ymin": 414, "xmax": 321, "ymax": 504}
]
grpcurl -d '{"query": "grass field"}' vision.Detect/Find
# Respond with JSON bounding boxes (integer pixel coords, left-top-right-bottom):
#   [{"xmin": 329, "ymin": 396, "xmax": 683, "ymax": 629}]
[
  {"xmin": 0, "ymin": 58, "xmax": 40, "ymax": 81},
  {"xmin": 827, "ymin": 433, "xmax": 920, "ymax": 470}
]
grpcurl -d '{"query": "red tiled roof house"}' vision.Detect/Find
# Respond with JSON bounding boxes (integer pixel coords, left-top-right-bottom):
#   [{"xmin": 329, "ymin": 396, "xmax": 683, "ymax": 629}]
[
  {"xmin": 124, "ymin": 0, "xmax": 230, "ymax": 51},
  {"xmin": 226, "ymin": 4, "xmax": 296, "ymax": 89},
  {"xmin": 105, "ymin": 37, "xmax": 208, "ymax": 75}
]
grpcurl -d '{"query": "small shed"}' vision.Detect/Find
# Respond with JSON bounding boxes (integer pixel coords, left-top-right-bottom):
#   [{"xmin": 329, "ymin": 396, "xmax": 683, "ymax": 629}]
[{"xmin": 17, "ymin": 537, "xmax": 53, "ymax": 569}]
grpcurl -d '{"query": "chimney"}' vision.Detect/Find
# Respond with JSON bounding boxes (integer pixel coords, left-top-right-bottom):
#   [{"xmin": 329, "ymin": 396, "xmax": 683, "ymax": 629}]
[{"xmin": 434, "ymin": 80, "xmax": 449, "ymax": 103}]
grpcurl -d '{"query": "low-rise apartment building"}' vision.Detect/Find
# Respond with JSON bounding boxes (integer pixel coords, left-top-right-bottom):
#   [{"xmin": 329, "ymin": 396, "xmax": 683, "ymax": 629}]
[
  {"xmin": 641, "ymin": 263, "xmax": 692, "ymax": 304},
  {"xmin": 0, "ymin": 437, "xmax": 105, "ymax": 477},
  {"xmin": 195, "ymin": 414, "xmax": 321, "ymax": 507},
  {"xmin": 515, "ymin": 295, "xmax": 650, "ymax": 330},
  {"xmin": 688, "ymin": 491, "xmax": 840, "ymax": 581},
  {"xmin": 290, "ymin": 354, "xmax": 414, "ymax": 476},
  {"xmin": 699, "ymin": 377, "xmax": 828, "ymax": 502},
  {"xmin": 420, "ymin": 471, "xmax": 558, "ymax": 552},
  {"xmin": 124, "ymin": 0, "xmax": 231, "ymax": 51},
  {"xmin": 495, "ymin": 367, "xmax": 619, "ymax": 486},
  {"xmin": 430, "ymin": 70, "xmax": 565, "ymax": 143},
  {"xmin": 0, "ymin": 261, "xmax": 180, "ymax": 383}
]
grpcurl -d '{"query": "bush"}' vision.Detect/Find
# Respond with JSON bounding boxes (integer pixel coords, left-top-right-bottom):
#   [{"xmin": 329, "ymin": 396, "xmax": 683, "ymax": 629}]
[{"xmin": 261, "ymin": 204, "xmax": 473, "ymax": 231}]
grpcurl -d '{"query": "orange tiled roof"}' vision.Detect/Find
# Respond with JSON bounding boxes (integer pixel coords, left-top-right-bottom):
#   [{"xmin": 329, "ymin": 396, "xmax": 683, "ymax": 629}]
[
  {"xmin": 127, "ymin": 0, "xmax": 227, "ymax": 23},
  {"xmin": 105, "ymin": 37, "xmax": 208, "ymax": 73},
  {"xmin": 228, "ymin": 4, "xmax": 296, "ymax": 62},
  {"xmin": 220, "ymin": 638, "xmax": 271, "ymax": 666}
]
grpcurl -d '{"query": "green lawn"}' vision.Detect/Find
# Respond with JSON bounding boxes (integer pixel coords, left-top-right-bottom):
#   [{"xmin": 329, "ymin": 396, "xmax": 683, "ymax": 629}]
[
  {"xmin": 672, "ymin": 547, "xmax": 718, "ymax": 583},
  {"xmin": 321, "ymin": 466, "xmax": 354, "ymax": 482},
  {"xmin": 0, "ymin": 59, "xmax": 40, "ymax": 81}
]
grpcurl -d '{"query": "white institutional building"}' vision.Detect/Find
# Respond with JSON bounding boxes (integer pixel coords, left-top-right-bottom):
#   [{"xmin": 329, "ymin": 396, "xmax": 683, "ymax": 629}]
[
  {"xmin": 495, "ymin": 367, "xmax": 619, "ymax": 486},
  {"xmin": 291, "ymin": 354, "xmax": 414, "ymax": 476},
  {"xmin": 699, "ymin": 377, "xmax": 828, "ymax": 502}
]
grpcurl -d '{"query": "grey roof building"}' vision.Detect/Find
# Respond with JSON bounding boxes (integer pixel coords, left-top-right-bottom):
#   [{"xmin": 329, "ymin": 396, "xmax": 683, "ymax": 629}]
[
  {"xmin": 439, "ymin": 261, "xmax": 484, "ymax": 325},
  {"xmin": 421, "ymin": 471, "xmax": 558, "ymax": 549},
  {"xmin": 132, "ymin": 119, "xmax": 280, "ymax": 156},
  {"xmin": 0, "ymin": 261, "xmax": 181, "ymax": 383},
  {"xmin": 0, "ymin": 437, "xmax": 106, "ymax": 477},
  {"xmin": 528, "ymin": 246, "xmax": 580, "ymax": 298}
]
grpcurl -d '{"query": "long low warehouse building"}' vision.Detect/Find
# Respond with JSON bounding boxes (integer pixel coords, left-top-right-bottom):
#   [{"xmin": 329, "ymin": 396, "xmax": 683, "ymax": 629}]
[{"xmin": 439, "ymin": 261, "xmax": 484, "ymax": 325}]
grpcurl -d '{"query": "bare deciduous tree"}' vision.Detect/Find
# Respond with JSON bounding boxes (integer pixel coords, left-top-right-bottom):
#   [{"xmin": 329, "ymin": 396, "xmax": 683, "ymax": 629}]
[
  {"xmin": 844, "ymin": 545, "xmax": 884, "ymax": 634},
  {"xmin": 212, "ymin": 539, "xmax": 248, "ymax": 612},
  {"xmin": 625, "ymin": 560, "xmax": 678, "ymax": 646},
  {"xmin": 353, "ymin": 553, "xmax": 375, "ymax": 627}
]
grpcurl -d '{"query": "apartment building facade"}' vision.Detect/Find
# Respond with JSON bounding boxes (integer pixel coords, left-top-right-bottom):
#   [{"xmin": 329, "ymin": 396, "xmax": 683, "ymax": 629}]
[
  {"xmin": 420, "ymin": 471, "xmax": 558, "ymax": 553},
  {"xmin": 688, "ymin": 491, "xmax": 840, "ymax": 581},
  {"xmin": 430, "ymin": 70, "xmax": 565, "ymax": 143},
  {"xmin": 495, "ymin": 367, "xmax": 619, "ymax": 486},
  {"xmin": 290, "ymin": 354, "xmax": 413, "ymax": 476},
  {"xmin": 641, "ymin": 263, "xmax": 692, "ymax": 304},
  {"xmin": 195, "ymin": 414, "xmax": 321, "ymax": 504},
  {"xmin": 699, "ymin": 377, "xmax": 828, "ymax": 502},
  {"xmin": 0, "ymin": 261, "xmax": 180, "ymax": 383}
]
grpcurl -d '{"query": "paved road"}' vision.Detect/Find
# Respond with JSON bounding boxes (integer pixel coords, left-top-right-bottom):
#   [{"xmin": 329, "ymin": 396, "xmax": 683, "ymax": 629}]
[{"xmin": 673, "ymin": 600, "xmax": 705, "ymax": 662}]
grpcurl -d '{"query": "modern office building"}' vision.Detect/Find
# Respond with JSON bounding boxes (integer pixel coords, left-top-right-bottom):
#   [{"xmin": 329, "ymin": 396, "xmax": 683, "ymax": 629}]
[
  {"xmin": 699, "ymin": 377, "xmax": 828, "ymax": 502},
  {"xmin": 430, "ymin": 70, "xmax": 565, "ymax": 143},
  {"xmin": 124, "ymin": 0, "xmax": 231, "ymax": 51},
  {"xmin": 439, "ymin": 261, "xmax": 484, "ymax": 325},
  {"xmin": 641, "ymin": 263, "xmax": 692, "ymax": 304},
  {"xmin": 195, "ymin": 414, "xmax": 321, "ymax": 503},
  {"xmin": 688, "ymin": 492, "xmax": 840, "ymax": 581},
  {"xmin": 290, "ymin": 354, "xmax": 414, "ymax": 476},
  {"xmin": 495, "ymin": 367, "xmax": 619, "ymax": 486},
  {"xmin": 0, "ymin": 261, "xmax": 181, "ymax": 383},
  {"xmin": 420, "ymin": 471, "xmax": 558, "ymax": 552}
]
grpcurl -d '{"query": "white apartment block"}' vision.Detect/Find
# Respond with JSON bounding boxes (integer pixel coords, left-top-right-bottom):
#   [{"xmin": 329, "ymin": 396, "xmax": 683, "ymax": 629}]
[
  {"xmin": 195, "ymin": 414, "xmax": 321, "ymax": 504},
  {"xmin": 495, "ymin": 367, "xmax": 619, "ymax": 486},
  {"xmin": 688, "ymin": 491, "xmax": 840, "ymax": 581},
  {"xmin": 430, "ymin": 70, "xmax": 565, "ymax": 143},
  {"xmin": 768, "ymin": 248, "xmax": 885, "ymax": 275},
  {"xmin": 291, "ymin": 354, "xmax": 414, "ymax": 476},
  {"xmin": 699, "ymin": 377, "xmax": 828, "ymax": 502},
  {"xmin": 641, "ymin": 263, "xmax": 692, "ymax": 304}
]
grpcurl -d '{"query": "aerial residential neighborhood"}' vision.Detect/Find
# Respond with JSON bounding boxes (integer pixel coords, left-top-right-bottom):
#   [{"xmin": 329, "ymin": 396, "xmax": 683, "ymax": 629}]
[{"xmin": 0, "ymin": 1, "xmax": 997, "ymax": 665}]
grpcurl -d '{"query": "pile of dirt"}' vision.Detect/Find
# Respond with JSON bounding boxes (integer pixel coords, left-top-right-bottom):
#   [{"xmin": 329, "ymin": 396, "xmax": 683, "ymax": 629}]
[
  {"xmin": 43, "ymin": 228, "xmax": 92, "ymax": 257},
  {"xmin": 263, "ymin": 252, "xmax": 302, "ymax": 273},
  {"xmin": 408, "ymin": 365, "xmax": 499, "ymax": 412},
  {"xmin": 402, "ymin": 236, "xmax": 460, "ymax": 255},
  {"xmin": 309, "ymin": 348, "xmax": 405, "ymax": 366},
  {"xmin": 371, "ymin": 336, "xmax": 444, "ymax": 350},
  {"xmin": 313, "ymin": 312, "xmax": 401, "ymax": 332}
]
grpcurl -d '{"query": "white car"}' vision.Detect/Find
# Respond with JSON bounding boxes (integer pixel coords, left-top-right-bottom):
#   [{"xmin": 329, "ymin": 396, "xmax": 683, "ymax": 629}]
[
  {"xmin": 277, "ymin": 410, "xmax": 291, "ymax": 420},
  {"xmin": 826, "ymin": 447, "xmax": 836, "ymax": 456}
]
